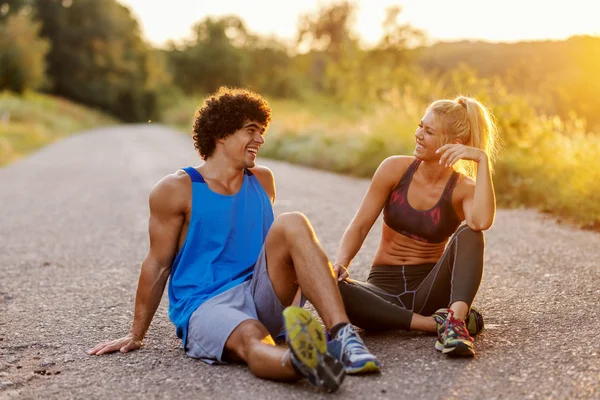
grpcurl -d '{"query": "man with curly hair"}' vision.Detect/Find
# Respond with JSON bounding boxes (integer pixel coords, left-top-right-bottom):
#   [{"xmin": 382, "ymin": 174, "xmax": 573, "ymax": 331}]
[{"xmin": 88, "ymin": 87, "xmax": 380, "ymax": 392}]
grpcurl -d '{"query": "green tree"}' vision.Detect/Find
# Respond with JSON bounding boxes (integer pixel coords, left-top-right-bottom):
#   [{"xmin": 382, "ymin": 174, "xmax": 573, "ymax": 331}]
[
  {"xmin": 361, "ymin": 6, "xmax": 425, "ymax": 103},
  {"xmin": 33, "ymin": 0, "xmax": 171, "ymax": 121},
  {"xmin": 167, "ymin": 16, "xmax": 250, "ymax": 94},
  {"xmin": 297, "ymin": 0, "xmax": 358, "ymax": 57},
  {"xmin": 0, "ymin": 9, "xmax": 49, "ymax": 93},
  {"xmin": 296, "ymin": 1, "xmax": 361, "ymax": 100},
  {"xmin": 245, "ymin": 36, "xmax": 300, "ymax": 98},
  {"xmin": 371, "ymin": 6, "xmax": 425, "ymax": 65},
  {"xmin": 295, "ymin": 3, "xmax": 424, "ymax": 106}
]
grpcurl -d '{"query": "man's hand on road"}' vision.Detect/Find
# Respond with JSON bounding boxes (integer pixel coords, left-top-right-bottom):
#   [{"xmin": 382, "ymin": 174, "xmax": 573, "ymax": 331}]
[{"xmin": 87, "ymin": 334, "xmax": 142, "ymax": 355}]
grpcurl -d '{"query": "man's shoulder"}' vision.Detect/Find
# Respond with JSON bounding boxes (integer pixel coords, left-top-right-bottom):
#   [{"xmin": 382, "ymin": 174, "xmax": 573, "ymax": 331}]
[
  {"xmin": 248, "ymin": 164, "xmax": 275, "ymax": 202},
  {"xmin": 149, "ymin": 169, "xmax": 192, "ymax": 211},
  {"xmin": 249, "ymin": 164, "xmax": 274, "ymax": 179},
  {"xmin": 154, "ymin": 169, "xmax": 191, "ymax": 192}
]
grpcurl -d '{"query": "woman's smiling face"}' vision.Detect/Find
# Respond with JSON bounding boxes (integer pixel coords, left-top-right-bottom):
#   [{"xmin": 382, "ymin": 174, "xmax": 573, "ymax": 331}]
[{"xmin": 414, "ymin": 109, "xmax": 443, "ymax": 161}]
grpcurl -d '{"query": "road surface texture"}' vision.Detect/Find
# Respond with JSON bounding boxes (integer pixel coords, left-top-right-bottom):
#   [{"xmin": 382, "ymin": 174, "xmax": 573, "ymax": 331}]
[{"xmin": 1, "ymin": 125, "xmax": 598, "ymax": 399}]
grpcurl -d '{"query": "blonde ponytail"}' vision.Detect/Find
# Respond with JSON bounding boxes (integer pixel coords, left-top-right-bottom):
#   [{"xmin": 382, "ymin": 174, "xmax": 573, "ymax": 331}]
[{"xmin": 428, "ymin": 96, "xmax": 500, "ymax": 178}]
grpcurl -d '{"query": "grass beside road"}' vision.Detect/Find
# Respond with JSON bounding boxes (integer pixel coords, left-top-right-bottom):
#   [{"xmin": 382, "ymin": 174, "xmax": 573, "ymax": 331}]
[{"xmin": 0, "ymin": 91, "xmax": 117, "ymax": 166}]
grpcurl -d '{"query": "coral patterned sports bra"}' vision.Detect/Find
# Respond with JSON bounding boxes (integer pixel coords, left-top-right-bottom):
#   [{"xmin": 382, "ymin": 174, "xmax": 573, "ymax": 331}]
[{"xmin": 383, "ymin": 159, "xmax": 461, "ymax": 243}]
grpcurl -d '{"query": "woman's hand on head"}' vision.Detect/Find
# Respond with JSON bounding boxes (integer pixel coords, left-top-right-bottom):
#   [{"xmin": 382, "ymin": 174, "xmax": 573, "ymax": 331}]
[{"xmin": 436, "ymin": 144, "xmax": 487, "ymax": 168}]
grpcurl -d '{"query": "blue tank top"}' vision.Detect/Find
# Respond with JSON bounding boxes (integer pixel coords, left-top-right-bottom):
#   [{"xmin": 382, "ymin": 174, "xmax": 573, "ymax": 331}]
[{"xmin": 168, "ymin": 166, "xmax": 274, "ymax": 347}]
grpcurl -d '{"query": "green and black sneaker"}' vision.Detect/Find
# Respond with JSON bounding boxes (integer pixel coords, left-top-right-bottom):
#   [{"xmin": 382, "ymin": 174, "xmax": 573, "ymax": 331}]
[
  {"xmin": 432, "ymin": 306, "xmax": 484, "ymax": 337},
  {"xmin": 433, "ymin": 308, "xmax": 475, "ymax": 357}
]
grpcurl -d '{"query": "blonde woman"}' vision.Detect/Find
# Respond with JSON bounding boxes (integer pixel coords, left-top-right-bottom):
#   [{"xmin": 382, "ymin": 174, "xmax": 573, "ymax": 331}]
[{"xmin": 334, "ymin": 96, "xmax": 499, "ymax": 357}]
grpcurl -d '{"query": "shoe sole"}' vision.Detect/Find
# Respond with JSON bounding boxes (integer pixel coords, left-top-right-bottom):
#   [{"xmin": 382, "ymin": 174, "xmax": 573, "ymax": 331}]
[
  {"xmin": 345, "ymin": 360, "xmax": 381, "ymax": 375},
  {"xmin": 283, "ymin": 307, "xmax": 345, "ymax": 392},
  {"xmin": 435, "ymin": 340, "xmax": 475, "ymax": 357}
]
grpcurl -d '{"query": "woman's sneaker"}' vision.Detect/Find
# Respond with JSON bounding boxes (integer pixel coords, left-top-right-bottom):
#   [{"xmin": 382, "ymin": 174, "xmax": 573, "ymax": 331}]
[
  {"xmin": 283, "ymin": 306, "xmax": 345, "ymax": 392},
  {"xmin": 432, "ymin": 306, "xmax": 484, "ymax": 336},
  {"xmin": 327, "ymin": 324, "xmax": 381, "ymax": 374},
  {"xmin": 434, "ymin": 308, "xmax": 475, "ymax": 357}
]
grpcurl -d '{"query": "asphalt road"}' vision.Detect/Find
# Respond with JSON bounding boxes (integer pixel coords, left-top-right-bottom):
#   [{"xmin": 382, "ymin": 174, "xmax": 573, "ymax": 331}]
[{"xmin": 1, "ymin": 125, "xmax": 598, "ymax": 399}]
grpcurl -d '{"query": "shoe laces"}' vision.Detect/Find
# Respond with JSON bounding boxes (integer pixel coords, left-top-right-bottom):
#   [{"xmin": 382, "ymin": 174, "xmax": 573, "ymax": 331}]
[
  {"xmin": 337, "ymin": 325, "xmax": 370, "ymax": 355},
  {"xmin": 444, "ymin": 309, "xmax": 473, "ymax": 341}
]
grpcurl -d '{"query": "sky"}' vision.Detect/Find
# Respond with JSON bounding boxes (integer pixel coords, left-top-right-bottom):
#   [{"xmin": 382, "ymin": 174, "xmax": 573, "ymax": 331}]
[{"xmin": 117, "ymin": 0, "xmax": 600, "ymax": 48}]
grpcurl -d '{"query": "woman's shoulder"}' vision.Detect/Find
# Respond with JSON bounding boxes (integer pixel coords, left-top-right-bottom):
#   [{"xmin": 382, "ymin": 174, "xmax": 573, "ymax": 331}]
[
  {"xmin": 372, "ymin": 156, "xmax": 415, "ymax": 188},
  {"xmin": 453, "ymin": 172, "xmax": 476, "ymax": 201},
  {"xmin": 455, "ymin": 172, "xmax": 475, "ymax": 187},
  {"xmin": 378, "ymin": 155, "xmax": 415, "ymax": 171}
]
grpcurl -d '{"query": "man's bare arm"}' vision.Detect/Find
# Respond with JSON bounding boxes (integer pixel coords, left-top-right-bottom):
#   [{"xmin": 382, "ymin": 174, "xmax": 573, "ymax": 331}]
[{"xmin": 88, "ymin": 174, "xmax": 187, "ymax": 355}]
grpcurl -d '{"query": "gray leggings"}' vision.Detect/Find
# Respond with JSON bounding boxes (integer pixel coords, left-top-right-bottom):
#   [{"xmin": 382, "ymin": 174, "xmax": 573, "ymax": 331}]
[{"xmin": 338, "ymin": 225, "xmax": 484, "ymax": 331}]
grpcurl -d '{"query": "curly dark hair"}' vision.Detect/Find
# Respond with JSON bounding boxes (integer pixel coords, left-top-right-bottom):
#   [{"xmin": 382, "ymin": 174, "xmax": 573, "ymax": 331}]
[{"xmin": 192, "ymin": 87, "xmax": 272, "ymax": 159}]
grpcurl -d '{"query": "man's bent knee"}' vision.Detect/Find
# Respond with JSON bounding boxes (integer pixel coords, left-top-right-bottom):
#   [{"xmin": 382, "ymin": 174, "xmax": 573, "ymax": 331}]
[
  {"xmin": 226, "ymin": 320, "xmax": 273, "ymax": 361},
  {"xmin": 274, "ymin": 211, "xmax": 310, "ymax": 227},
  {"xmin": 272, "ymin": 212, "xmax": 313, "ymax": 238}
]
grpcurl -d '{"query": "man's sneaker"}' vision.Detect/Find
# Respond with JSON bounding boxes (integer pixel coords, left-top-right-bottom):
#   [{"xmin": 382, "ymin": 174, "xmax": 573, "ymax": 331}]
[
  {"xmin": 434, "ymin": 308, "xmax": 475, "ymax": 357},
  {"xmin": 327, "ymin": 324, "xmax": 381, "ymax": 374},
  {"xmin": 432, "ymin": 306, "xmax": 484, "ymax": 336},
  {"xmin": 283, "ymin": 306, "xmax": 345, "ymax": 393}
]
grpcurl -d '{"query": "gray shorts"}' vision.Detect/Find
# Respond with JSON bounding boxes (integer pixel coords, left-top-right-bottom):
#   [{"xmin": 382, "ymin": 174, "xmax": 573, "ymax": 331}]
[{"xmin": 185, "ymin": 245, "xmax": 306, "ymax": 364}]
